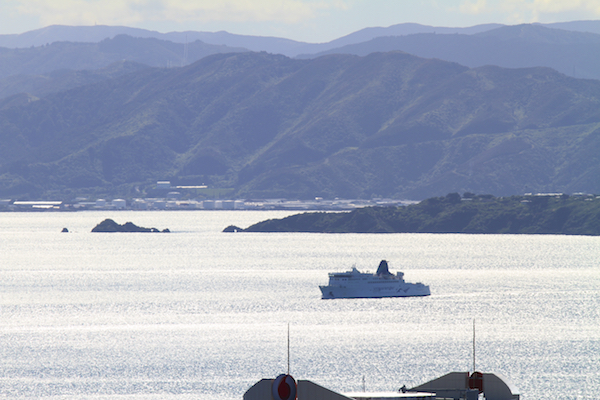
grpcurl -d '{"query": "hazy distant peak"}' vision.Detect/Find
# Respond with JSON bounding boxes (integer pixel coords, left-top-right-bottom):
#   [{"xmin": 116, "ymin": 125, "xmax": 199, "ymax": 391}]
[
  {"xmin": 0, "ymin": 25, "xmax": 160, "ymax": 48},
  {"xmin": 3, "ymin": 20, "xmax": 600, "ymax": 58},
  {"xmin": 544, "ymin": 20, "xmax": 600, "ymax": 35},
  {"xmin": 475, "ymin": 23, "xmax": 600, "ymax": 44}
]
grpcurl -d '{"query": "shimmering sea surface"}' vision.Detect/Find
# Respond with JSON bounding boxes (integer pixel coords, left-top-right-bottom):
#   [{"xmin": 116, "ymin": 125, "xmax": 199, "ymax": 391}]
[{"xmin": 1, "ymin": 210, "xmax": 598, "ymax": 400}]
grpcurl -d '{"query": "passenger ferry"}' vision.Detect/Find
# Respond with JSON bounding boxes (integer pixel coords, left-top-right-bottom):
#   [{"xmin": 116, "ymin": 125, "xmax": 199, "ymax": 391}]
[{"xmin": 320, "ymin": 260, "xmax": 430, "ymax": 299}]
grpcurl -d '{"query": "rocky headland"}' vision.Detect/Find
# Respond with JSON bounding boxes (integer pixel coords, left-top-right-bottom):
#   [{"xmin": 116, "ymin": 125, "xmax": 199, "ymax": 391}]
[{"xmin": 228, "ymin": 194, "xmax": 600, "ymax": 235}]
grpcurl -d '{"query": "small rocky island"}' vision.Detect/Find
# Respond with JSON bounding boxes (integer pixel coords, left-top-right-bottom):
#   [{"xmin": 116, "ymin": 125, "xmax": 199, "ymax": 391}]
[
  {"xmin": 92, "ymin": 219, "xmax": 170, "ymax": 233},
  {"xmin": 223, "ymin": 225, "xmax": 243, "ymax": 232}
]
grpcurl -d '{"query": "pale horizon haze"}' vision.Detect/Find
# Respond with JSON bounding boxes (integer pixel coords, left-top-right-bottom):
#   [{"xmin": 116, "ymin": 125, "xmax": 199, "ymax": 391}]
[{"xmin": 1, "ymin": 0, "xmax": 600, "ymax": 43}]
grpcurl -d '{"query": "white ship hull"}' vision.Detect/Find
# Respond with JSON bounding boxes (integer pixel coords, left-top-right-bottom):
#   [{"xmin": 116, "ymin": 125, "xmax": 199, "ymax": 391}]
[
  {"xmin": 320, "ymin": 282, "xmax": 430, "ymax": 299},
  {"xmin": 320, "ymin": 260, "xmax": 430, "ymax": 299}
]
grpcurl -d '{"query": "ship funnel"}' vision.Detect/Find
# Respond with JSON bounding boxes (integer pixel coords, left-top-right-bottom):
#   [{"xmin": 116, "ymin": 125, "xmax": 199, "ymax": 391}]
[{"xmin": 376, "ymin": 260, "xmax": 392, "ymax": 276}]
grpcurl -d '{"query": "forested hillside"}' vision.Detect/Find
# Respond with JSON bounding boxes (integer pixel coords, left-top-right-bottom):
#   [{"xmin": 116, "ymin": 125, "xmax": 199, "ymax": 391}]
[
  {"xmin": 241, "ymin": 194, "xmax": 600, "ymax": 235},
  {"xmin": 0, "ymin": 34, "xmax": 246, "ymax": 80},
  {"xmin": 1, "ymin": 51, "xmax": 600, "ymax": 200}
]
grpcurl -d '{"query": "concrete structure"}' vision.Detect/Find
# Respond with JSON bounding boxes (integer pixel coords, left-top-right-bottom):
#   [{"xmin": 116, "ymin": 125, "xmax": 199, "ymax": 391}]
[
  {"xmin": 345, "ymin": 392, "xmax": 435, "ymax": 399},
  {"xmin": 244, "ymin": 379, "xmax": 435, "ymax": 400},
  {"xmin": 202, "ymin": 200, "xmax": 223, "ymax": 209},
  {"xmin": 1, "ymin": 196, "xmax": 421, "ymax": 212},
  {"xmin": 222, "ymin": 200, "xmax": 236, "ymax": 209},
  {"xmin": 244, "ymin": 372, "xmax": 519, "ymax": 400},
  {"xmin": 409, "ymin": 372, "xmax": 520, "ymax": 400},
  {"xmin": 156, "ymin": 181, "xmax": 171, "ymax": 190},
  {"xmin": 112, "ymin": 199, "xmax": 126, "ymax": 209},
  {"xmin": 244, "ymin": 379, "xmax": 353, "ymax": 400},
  {"xmin": 131, "ymin": 199, "xmax": 149, "ymax": 209},
  {"xmin": 12, "ymin": 201, "xmax": 62, "ymax": 210}
]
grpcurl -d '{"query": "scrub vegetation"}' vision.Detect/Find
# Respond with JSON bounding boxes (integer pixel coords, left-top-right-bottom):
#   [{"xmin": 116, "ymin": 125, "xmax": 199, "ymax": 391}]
[{"xmin": 242, "ymin": 193, "xmax": 600, "ymax": 235}]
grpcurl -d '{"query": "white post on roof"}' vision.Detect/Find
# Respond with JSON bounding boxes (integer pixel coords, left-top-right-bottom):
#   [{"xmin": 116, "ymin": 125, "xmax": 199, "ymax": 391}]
[{"xmin": 472, "ymin": 318, "xmax": 476, "ymax": 373}]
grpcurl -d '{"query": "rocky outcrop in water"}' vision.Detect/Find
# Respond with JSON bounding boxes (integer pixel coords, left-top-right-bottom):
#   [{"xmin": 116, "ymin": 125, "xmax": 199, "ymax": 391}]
[
  {"xmin": 92, "ymin": 218, "xmax": 169, "ymax": 232},
  {"xmin": 222, "ymin": 225, "xmax": 242, "ymax": 232}
]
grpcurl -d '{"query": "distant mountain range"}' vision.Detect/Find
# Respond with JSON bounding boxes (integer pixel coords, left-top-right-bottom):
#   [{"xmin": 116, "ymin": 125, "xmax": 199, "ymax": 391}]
[
  {"xmin": 299, "ymin": 24, "xmax": 600, "ymax": 80},
  {"xmin": 1, "ymin": 22, "xmax": 600, "ymax": 200},
  {"xmin": 3, "ymin": 21, "xmax": 600, "ymax": 57},
  {"xmin": 0, "ymin": 23, "xmax": 506, "ymax": 56},
  {"xmin": 2, "ymin": 21, "xmax": 600, "ymax": 96}
]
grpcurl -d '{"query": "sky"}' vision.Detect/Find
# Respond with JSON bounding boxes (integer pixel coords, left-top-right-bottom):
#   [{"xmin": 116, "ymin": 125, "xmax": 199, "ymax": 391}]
[{"xmin": 1, "ymin": 0, "xmax": 600, "ymax": 43}]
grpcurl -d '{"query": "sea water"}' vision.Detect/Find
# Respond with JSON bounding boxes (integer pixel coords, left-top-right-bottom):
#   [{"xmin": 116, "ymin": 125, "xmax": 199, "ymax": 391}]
[{"xmin": 0, "ymin": 210, "xmax": 598, "ymax": 400}]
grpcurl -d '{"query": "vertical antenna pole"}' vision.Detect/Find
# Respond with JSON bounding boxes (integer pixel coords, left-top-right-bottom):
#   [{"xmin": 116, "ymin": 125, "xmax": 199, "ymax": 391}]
[
  {"xmin": 472, "ymin": 318, "xmax": 476, "ymax": 373},
  {"xmin": 287, "ymin": 323, "xmax": 290, "ymax": 375}
]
